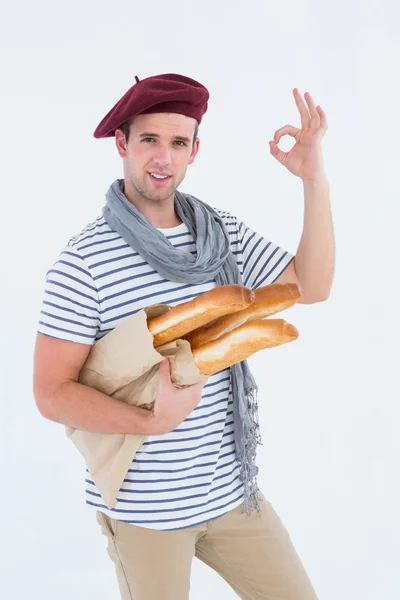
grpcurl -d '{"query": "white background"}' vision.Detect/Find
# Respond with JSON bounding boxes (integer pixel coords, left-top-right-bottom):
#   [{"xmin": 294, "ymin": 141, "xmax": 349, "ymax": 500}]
[{"xmin": 1, "ymin": 1, "xmax": 399, "ymax": 598}]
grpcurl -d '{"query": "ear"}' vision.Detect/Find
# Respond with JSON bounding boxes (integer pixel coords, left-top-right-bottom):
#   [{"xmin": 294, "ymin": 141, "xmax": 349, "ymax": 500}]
[
  {"xmin": 115, "ymin": 129, "xmax": 127, "ymax": 159},
  {"xmin": 188, "ymin": 138, "xmax": 200, "ymax": 165}
]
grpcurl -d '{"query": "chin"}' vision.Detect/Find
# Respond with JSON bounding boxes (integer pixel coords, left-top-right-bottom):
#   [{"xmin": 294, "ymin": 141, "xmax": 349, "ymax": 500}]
[
  {"xmin": 146, "ymin": 189, "xmax": 175, "ymax": 203},
  {"xmin": 151, "ymin": 184, "xmax": 178, "ymax": 199}
]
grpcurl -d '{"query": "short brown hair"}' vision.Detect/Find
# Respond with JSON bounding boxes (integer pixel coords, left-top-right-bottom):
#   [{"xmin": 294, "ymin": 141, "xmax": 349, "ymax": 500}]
[{"xmin": 120, "ymin": 118, "xmax": 199, "ymax": 146}]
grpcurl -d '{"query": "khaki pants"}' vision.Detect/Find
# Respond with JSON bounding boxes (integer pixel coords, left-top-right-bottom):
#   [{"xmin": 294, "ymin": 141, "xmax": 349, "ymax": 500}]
[{"xmin": 96, "ymin": 492, "xmax": 319, "ymax": 600}]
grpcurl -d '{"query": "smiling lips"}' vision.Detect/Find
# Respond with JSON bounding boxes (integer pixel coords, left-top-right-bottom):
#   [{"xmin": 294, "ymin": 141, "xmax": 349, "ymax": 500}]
[{"xmin": 148, "ymin": 172, "xmax": 172, "ymax": 186}]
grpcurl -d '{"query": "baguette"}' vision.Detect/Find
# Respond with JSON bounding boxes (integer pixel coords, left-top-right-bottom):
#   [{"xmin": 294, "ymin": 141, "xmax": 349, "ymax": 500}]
[
  {"xmin": 191, "ymin": 319, "xmax": 298, "ymax": 376},
  {"xmin": 185, "ymin": 283, "xmax": 301, "ymax": 349},
  {"xmin": 148, "ymin": 284, "xmax": 255, "ymax": 348}
]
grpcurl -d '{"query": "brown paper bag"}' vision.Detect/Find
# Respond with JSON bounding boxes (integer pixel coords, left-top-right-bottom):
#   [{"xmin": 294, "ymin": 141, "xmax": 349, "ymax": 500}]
[{"xmin": 65, "ymin": 304, "xmax": 207, "ymax": 509}]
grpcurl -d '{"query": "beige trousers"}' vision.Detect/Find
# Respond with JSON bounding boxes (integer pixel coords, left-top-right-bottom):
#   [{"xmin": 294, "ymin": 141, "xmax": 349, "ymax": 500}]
[{"xmin": 96, "ymin": 492, "xmax": 319, "ymax": 600}]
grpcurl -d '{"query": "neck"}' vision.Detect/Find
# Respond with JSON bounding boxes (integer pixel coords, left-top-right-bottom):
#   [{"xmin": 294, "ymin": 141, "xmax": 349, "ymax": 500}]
[{"xmin": 122, "ymin": 179, "xmax": 182, "ymax": 229}]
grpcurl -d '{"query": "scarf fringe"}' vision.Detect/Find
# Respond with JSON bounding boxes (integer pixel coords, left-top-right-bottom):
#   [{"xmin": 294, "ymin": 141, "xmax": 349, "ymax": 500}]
[{"xmin": 236, "ymin": 387, "xmax": 263, "ymax": 515}]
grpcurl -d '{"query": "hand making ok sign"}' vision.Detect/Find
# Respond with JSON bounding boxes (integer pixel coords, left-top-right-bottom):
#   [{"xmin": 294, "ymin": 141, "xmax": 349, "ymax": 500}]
[{"xmin": 269, "ymin": 88, "xmax": 328, "ymax": 182}]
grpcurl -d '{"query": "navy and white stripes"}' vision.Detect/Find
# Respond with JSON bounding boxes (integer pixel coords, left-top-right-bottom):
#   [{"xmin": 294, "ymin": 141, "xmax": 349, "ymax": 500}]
[{"xmin": 37, "ymin": 208, "xmax": 294, "ymax": 530}]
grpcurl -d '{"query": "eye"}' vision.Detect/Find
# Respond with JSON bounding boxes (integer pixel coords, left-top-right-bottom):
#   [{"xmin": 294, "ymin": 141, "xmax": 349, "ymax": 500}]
[
  {"xmin": 174, "ymin": 141, "xmax": 186, "ymax": 146},
  {"xmin": 142, "ymin": 137, "xmax": 155, "ymax": 143}
]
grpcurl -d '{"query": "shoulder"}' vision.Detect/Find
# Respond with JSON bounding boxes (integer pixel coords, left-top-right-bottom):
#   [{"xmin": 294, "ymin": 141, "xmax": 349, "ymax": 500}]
[
  {"xmin": 47, "ymin": 215, "xmax": 113, "ymax": 281},
  {"xmin": 214, "ymin": 207, "xmax": 237, "ymax": 221},
  {"xmin": 214, "ymin": 207, "xmax": 242, "ymax": 231},
  {"xmin": 67, "ymin": 215, "xmax": 113, "ymax": 251}
]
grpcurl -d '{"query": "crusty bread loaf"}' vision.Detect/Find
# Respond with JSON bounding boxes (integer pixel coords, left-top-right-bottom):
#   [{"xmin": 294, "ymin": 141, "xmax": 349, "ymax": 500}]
[
  {"xmin": 185, "ymin": 283, "xmax": 301, "ymax": 349},
  {"xmin": 148, "ymin": 284, "xmax": 255, "ymax": 348},
  {"xmin": 191, "ymin": 319, "xmax": 299, "ymax": 376}
]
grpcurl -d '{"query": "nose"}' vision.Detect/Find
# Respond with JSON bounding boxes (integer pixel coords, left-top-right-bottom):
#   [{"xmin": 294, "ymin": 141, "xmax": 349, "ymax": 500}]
[{"xmin": 153, "ymin": 145, "xmax": 172, "ymax": 166}]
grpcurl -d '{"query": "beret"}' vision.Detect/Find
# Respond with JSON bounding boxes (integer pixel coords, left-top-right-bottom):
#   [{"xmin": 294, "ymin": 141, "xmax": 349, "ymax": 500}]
[{"xmin": 93, "ymin": 73, "xmax": 209, "ymax": 138}]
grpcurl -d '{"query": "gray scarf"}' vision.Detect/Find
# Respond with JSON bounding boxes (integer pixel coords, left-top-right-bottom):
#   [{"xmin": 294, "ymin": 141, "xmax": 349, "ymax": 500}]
[{"xmin": 103, "ymin": 179, "xmax": 261, "ymax": 514}]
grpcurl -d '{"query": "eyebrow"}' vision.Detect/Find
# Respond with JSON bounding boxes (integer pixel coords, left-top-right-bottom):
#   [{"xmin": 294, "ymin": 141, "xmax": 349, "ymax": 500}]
[{"xmin": 138, "ymin": 132, "xmax": 192, "ymax": 144}]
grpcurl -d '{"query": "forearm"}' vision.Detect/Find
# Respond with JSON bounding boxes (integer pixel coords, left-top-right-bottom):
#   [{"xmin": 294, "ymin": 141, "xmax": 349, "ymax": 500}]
[
  {"xmin": 38, "ymin": 379, "xmax": 153, "ymax": 435},
  {"xmin": 295, "ymin": 176, "xmax": 335, "ymax": 302}
]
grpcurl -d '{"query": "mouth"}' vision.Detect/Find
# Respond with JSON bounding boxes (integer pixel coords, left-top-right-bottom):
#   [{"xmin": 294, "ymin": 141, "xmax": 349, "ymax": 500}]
[{"xmin": 148, "ymin": 172, "xmax": 172, "ymax": 187}]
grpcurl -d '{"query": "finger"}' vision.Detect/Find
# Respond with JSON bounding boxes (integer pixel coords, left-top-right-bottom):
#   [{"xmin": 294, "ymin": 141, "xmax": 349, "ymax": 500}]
[
  {"xmin": 158, "ymin": 358, "xmax": 172, "ymax": 383},
  {"xmin": 304, "ymin": 91, "xmax": 320, "ymax": 131},
  {"xmin": 293, "ymin": 88, "xmax": 310, "ymax": 129},
  {"xmin": 269, "ymin": 141, "xmax": 288, "ymax": 164},
  {"xmin": 188, "ymin": 375, "xmax": 208, "ymax": 391},
  {"xmin": 317, "ymin": 105, "xmax": 328, "ymax": 133},
  {"xmin": 274, "ymin": 124, "xmax": 300, "ymax": 144}
]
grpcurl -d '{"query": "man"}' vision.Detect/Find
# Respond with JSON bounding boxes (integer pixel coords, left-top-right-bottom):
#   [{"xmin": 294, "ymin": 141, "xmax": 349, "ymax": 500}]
[{"xmin": 33, "ymin": 73, "xmax": 334, "ymax": 599}]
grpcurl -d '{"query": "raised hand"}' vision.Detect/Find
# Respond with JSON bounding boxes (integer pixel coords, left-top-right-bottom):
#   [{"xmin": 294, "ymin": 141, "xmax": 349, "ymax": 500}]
[{"xmin": 269, "ymin": 88, "xmax": 328, "ymax": 182}]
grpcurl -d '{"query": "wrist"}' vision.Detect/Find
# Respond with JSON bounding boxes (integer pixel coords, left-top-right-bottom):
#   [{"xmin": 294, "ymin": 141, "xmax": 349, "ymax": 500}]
[
  {"xmin": 129, "ymin": 404, "xmax": 159, "ymax": 435},
  {"xmin": 302, "ymin": 174, "xmax": 329, "ymax": 188}
]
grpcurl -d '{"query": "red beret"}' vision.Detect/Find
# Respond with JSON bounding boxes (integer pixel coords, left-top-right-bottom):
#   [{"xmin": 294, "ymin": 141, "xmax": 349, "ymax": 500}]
[{"xmin": 93, "ymin": 73, "xmax": 209, "ymax": 138}]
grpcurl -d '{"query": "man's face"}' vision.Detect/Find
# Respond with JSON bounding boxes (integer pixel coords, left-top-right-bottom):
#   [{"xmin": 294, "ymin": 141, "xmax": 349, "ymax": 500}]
[{"xmin": 116, "ymin": 112, "xmax": 200, "ymax": 204}]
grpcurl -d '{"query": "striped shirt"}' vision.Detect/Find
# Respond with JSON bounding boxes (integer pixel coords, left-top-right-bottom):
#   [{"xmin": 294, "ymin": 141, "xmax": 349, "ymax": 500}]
[{"xmin": 37, "ymin": 207, "xmax": 294, "ymax": 530}]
